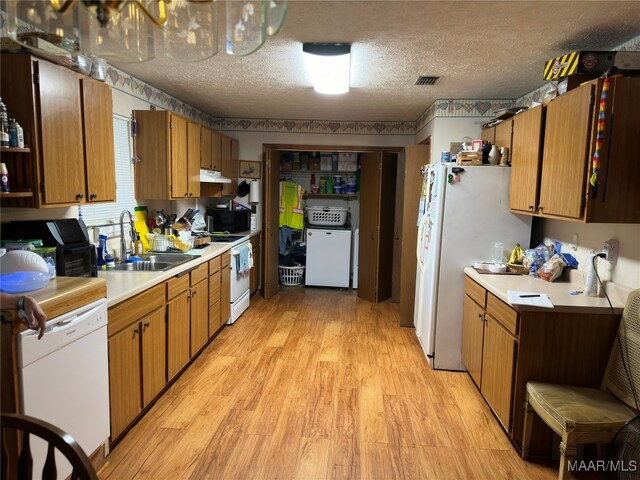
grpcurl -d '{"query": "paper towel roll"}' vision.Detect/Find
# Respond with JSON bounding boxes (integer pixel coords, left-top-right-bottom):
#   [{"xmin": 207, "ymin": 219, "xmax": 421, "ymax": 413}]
[{"xmin": 249, "ymin": 180, "xmax": 260, "ymax": 203}]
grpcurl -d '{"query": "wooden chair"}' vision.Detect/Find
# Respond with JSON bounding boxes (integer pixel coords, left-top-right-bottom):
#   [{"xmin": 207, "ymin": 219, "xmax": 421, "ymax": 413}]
[
  {"xmin": 521, "ymin": 289, "xmax": 640, "ymax": 480},
  {"xmin": 1, "ymin": 413, "xmax": 98, "ymax": 480}
]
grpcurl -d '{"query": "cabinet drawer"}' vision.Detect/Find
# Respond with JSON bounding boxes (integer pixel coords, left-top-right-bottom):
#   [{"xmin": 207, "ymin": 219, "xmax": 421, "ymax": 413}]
[
  {"xmin": 221, "ymin": 251, "xmax": 231, "ymax": 268},
  {"xmin": 167, "ymin": 274, "xmax": 189, "ymax": 300},
  {"xmin": 191, "ymin": 262, "xmax": 208, "ymax": 287},
  {"xmin": 464, "ymin": 276, "xmax": 486, "ymax": 309},
  {"xmin": 108, "ymin": 284, "xmax": 164, "ymax": 336},
  {"xmin": 487, "ymin": 293, "xmax": 518, "ymax": 335},
  {"xmin": 209, "ymin": 256, "xmax": 221, "ymax": 275},
  {"xmin": 209, "ymin": 269, "xmax": 221, "ymax": 306}
]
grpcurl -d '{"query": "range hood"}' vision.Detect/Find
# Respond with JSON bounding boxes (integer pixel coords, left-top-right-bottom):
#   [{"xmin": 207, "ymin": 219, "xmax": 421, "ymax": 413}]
[{"xmin": 200, "ymin": 169, "xmax": 231, "ymax": 183}]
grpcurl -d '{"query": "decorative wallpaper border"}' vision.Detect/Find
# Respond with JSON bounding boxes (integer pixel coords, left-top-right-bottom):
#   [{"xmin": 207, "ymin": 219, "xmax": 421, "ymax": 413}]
[
  {"xmin": 414, "ymin": 99, "xmax": 516, "ymax": 134},
  {"xmin": 211, "ymin": 117, "xmax": 416, "ymax": 135}
]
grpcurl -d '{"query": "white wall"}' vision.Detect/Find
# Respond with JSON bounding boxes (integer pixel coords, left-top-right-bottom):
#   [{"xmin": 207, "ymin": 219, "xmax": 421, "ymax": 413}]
[
  {"xmin": 414, "ymin": 117, "xmax": 484, "ymax": 162},
  {"xmin": 532, "ymin": 219, "xmax": 640, "ymax": 289}
]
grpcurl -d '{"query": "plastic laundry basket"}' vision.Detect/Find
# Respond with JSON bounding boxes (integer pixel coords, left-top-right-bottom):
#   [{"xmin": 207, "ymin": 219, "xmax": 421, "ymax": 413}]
[
  {"xmin": 279, "ymin": 264, "xmax": 305, "ymax": 286},
  {"xmin": 305, "ymin": 206, "xmax": 349, "ymax": 226}
]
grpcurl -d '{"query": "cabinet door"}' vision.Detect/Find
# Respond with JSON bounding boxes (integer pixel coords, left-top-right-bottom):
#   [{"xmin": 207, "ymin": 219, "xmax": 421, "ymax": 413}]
[
  {"xmin": 209, "ymin": 301, "xmax": 221, "ymax": 337},
  {"xmin": 190, "ymin": 280, "xmax": 209, "ymax": 355},
  {"xmin": 211, "ymin": 130, "xmax": 222, "ymax": 171},
  {"xmin": 141, "ymin": 307, "xmax": 166, "ymax": 407},
  {"xmin": 481, "ymin": 126, "xmax": 495, "ymax": 144},
  {"xmin": 170, "ymin": 115, "xmax": 188, "ymax": 199},
  {"xmin": 494, "ymin": 119, "xmax": 513, "ymax": 152},
  {"xmin": 200, "ymin": 126, "xmax": 212, "ymax": 169},
  {"xmin": 539, "ymin": 84, "xmax": 594, "ymax": 219},
  {"xmin": 220, "ymin": 264, "xmax": 231, "ymax": 325},
  {"xmin": 187, "ymin": 121, "xmax": 201, "ymax": 198},
  {"xmin": 37, "ymin": 60, "xmax": 85, "ymax": 204},
  {"xmin": 462, "ymin": 295, "xmax": 485, "ymax": 388},
  {"xmin": 481, "ymin": 314, "xmax": 516, "ymax": 430},
  {"xmin": 222, "ymin": 136, "xmax": 238, "ymax": 196},
  {"xmin": 167, "ymin": 291, "xmax": 190, "ymax": 379},
  {"xmin": 510, "ymin": 106, "xmax": 544, "ymax": 213},
  {"xmin": 81, "ymin": 78, "xmax": 115, "ymax": 203},
  {"xmin": 109, "ymin": 322, "xmax": 142, "ymax": 439}
]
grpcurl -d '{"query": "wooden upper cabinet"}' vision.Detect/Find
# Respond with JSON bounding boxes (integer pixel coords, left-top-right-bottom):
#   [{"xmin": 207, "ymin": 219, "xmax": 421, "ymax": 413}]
[
  {"xmin": 509, "ymin": 106, "xmax": 544, "ymax": 214},
  {"xmin": 187, "ymin": 121, "xmax": 201, "ymax": 198},
  {"xmin": 200, "ymin": 127, "xmax": 213, "ymax": 169},
  {"xmin": 211, "ymin": 131, "xmax": 222, "ymax": 171},
  {"xmin": 0, "ymin": 55, "xmax": 116, "ymax": 207},
  {"xmin": 481, "ymin": 126, "xmax": 495, "ymax": 144},
  {"xmin": 170, "ymin": 115, "xmax": 189, "ymax": 199},
  {"xmin": 494, "ymin": 118, "xmax": 513, "ymax": 151},
  {"xmin": 81, "ymin": 78, "xmax": 115, "ymax": 203},
  {"xmin": 134, "ymin": 110, "xmax": 198, "ymax": 200},
  {"xmin": 37, "ymin": 60, "xmax": 86, "ymax": 205},
  {"xmin": 538, "ymin": 83, "xmax": 594, "ymax": 219},
  {"xmin": 221, "ymin": 136, "xmax": 238, "ymax": 197}
]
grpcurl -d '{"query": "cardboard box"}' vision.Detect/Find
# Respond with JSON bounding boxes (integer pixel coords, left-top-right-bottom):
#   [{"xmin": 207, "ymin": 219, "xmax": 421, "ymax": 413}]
[
  {"xmin": 308, "ymin": 157, "xmax": 321, "ymax": 171},
  {"xmin": 544, "ymin": 51, "xmax": 640, "ymax": 80}
]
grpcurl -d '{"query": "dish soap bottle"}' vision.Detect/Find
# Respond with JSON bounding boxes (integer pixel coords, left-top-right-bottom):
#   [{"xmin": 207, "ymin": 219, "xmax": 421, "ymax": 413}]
[
  {"xmin": 135, "ymin": 234, "xmax": 144, "ymax": 255},
  {"xmin": 1, "ymin": 162, "xmax": 10, "ymax": 193}
]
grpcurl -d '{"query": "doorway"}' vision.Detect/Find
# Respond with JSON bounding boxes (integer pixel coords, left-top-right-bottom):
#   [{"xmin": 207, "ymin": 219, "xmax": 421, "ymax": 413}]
[{"xmin": 262, "ymin": 144, "xmax": 401, "ymax": 302}]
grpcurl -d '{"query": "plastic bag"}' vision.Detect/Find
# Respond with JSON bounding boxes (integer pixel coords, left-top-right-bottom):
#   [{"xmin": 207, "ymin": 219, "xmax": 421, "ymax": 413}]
[
  {"xmin": 522, "ymin": 244, "xmax": 553, "ymax": 271},
  {"xmin": 537, "ymin": 254, "xmax": 567, "ymax": 282}
]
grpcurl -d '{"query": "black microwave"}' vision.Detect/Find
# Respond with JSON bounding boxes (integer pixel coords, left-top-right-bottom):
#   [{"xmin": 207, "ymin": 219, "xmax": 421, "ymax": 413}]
[{"xmin": 207, "ymin": 210, "xmax": 251, "ymax": 233}]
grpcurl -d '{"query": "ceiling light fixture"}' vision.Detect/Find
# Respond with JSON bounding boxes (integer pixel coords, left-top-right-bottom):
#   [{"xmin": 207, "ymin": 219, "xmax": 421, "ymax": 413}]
[
  {"xmin": 0, "ymin": 0, "xmax": 287, "ymax": 64},
  {"xmin": 303, "ymin": 43, "xmax": 351, "ymax": 95}
]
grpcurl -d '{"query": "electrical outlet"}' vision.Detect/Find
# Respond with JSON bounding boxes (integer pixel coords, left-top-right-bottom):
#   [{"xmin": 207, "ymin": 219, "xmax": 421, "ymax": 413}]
[{"xmin": 602, "ymin": 239, "xmax": 619, "ymax": 264}]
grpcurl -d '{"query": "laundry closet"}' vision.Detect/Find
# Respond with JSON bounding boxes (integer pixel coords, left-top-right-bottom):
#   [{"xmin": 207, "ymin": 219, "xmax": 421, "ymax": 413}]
[{"xmin": 262, "ymin": 145, "xmax": 399, "ymax": 303}]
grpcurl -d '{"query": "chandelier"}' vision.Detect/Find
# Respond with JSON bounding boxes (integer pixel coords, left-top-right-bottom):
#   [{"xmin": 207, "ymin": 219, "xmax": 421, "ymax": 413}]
[{"xmin": 0, "ymin": 0, "xmax": 287, "ymax": 63}]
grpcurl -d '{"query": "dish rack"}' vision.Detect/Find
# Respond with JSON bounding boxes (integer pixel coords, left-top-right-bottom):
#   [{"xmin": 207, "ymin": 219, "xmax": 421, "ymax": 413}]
[
  {"xmin": 146, "ymin": 233, "xmax": 194, "ymax": 253},
  {"xmin": 279, "ymin": 264, "xmax": 305, "ymax": 286},
  {"xmin": 305, "ymin": 206, "xmax": 349, "ymax": 227}
]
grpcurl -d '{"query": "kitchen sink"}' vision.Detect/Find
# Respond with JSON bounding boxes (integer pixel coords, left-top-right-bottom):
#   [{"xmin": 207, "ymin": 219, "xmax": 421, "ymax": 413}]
[{"xmin": 113, "ymin": 254, "xmax": 198, "ymax": 272}]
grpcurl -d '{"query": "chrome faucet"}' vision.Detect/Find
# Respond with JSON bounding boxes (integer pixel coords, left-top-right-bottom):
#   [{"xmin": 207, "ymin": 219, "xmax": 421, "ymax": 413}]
[{"xmin": 119, "ymin": 210, "xmax": 136, "ymax": 262}]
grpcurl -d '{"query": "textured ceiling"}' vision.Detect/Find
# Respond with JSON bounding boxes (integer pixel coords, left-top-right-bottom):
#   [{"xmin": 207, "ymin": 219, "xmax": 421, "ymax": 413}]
[{"xmin": 116, "ymin": 1, "xmax": 640, "ymax": 122}]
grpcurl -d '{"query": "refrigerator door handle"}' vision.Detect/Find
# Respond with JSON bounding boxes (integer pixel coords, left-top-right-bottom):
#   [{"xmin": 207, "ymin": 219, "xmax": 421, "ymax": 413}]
[{"xmin": 416, "ymin": 213, "xmax": 428, "ymax": 270}]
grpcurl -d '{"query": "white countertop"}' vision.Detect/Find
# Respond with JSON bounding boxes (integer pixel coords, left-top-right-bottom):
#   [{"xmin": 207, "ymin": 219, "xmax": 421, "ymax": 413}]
[
  {"xmin": 464, "ymin": 267, "xmax": 631, "ymax": 314},
  {"xmin": 99, "ymin": 230, "xmax": 260, "ymax": 307}
]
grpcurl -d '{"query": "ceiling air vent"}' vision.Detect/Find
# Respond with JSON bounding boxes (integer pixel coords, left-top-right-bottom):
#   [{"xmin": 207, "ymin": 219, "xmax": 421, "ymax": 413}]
[{"xmin": 415, "ymin": 75, "xmax": 440, "ymax": 86}]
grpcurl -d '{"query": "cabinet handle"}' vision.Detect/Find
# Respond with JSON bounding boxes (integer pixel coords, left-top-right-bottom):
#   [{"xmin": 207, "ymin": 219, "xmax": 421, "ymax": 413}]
[
  {"xmin": 537, "ymin": 205, "xmax": 543, "ymax": 213},
  {"xmin": 184, "ymin": 192, "xmax": 188, "ymax": 197},
  {"xmin": 133, "ymin": 328, "xmax": 139, "ymax": 335},
  {"xmin": 144, "ymin": 322, "xmax": 150, "ymax": 329},
  {"xmin": 90, "ymin": 193, "xmax": 97, "ymax": 200},
  {"xmin": 528, "ymin": 205, "xmax": 534, "ymax": 211},
  {"xmin": 188, "ymin": 192, "xmax": 193, "ymax": 197},
  {"xmin": 76, "ymin": 193, "xmax": 84, "ymax": 200},
  {"xmin": 192, "ymin": 290, "xmax": 197, "ymax": 297}
]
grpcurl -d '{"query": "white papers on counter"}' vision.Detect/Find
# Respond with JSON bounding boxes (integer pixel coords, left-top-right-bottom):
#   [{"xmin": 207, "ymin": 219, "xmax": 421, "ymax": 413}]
[{"xmin": 507, "ymin": 290, "xmax": 554, "ymax": 309}]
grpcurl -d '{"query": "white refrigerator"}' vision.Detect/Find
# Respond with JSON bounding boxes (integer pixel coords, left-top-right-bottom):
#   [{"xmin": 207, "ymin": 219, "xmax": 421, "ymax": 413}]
[{"xmin": 413, "ymin": 164, "xmax": 532, "ymax": 370}]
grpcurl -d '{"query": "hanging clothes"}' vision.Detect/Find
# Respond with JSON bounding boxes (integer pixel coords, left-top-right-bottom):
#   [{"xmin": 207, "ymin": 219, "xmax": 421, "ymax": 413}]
[{"xmin": 279, "ymin": 180, "xmax": 305, "ymax": 229}]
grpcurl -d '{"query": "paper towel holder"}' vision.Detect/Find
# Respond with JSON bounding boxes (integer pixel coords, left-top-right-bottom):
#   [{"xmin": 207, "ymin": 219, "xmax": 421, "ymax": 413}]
[{"xmin": 249, "ymin": 180, "xmax": 261, "ymax": 204}]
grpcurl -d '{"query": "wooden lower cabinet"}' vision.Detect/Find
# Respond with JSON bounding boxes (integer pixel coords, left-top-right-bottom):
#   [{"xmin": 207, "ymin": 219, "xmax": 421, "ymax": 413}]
[
  {"xmin": 107, "ymin": 284, "xmax": 166, "ymax": 440},
  {"xmin": 461, "ymin": 274, "xmax": 620, "ymax": 454},
  {"xmin": 461, "ymin": 294, "xmax": 485, "ymax": 387},
  {"xmin": 190, "ymin": 278, "xmax": 209, "ymax": 355},
  {"xmin": 250, "ymin": 235, "xmax": 260, "ymax": 295},
  {"xmin": 480, "ymin": 314, "xmax": 516, "ymax": 430},
  {"xmin": 167, "ymin": 290, "xmax": 190, "ymax": 380},
  {"xmin": 108, "ymin": 322, "xmax": 142, "ymax": 440}
]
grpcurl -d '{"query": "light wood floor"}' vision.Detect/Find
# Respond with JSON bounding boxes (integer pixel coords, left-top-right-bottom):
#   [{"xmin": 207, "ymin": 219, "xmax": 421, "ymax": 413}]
[{"xmin": 99, "ymin": 288, "xmax": 558, "ymax": 480}]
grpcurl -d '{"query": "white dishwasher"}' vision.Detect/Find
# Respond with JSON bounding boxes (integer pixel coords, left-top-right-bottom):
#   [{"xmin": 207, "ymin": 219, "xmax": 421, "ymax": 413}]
[{"xmin": 17, "ymin": 298, "xmax": 110, "ymax": 479}]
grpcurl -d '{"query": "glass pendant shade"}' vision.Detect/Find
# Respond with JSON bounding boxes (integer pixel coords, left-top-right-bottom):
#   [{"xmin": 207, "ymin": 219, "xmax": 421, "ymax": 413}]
[
  {"xmin": 81, "ymin": 2, "xmax": 156, "ymax": 63},
  {"xmin": 162, "ymin": 0, "xmax": 217, "ymax": 62},
  {"xmin": 225, "ymin": 0, "xmax": 266, "ymax": 56},
  {"xmin": 1, "ymin": 0, "xmax": 81, "ymax": 54},
  {"xmin": 266, "ymin": 0, "xmax": 286, "ymax": 36}
]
